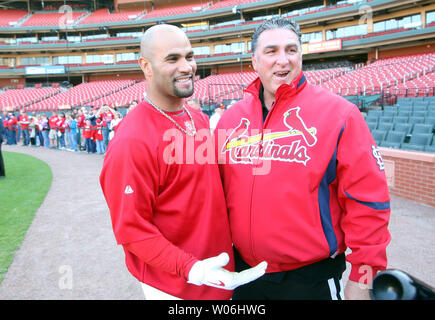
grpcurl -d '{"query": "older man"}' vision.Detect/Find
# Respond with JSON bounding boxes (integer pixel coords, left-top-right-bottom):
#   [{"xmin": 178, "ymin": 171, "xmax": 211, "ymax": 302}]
[
  {"xmin": 100, "ymin": 24, "xmax": 266, "ymax": 300},
  {"xmin": 215, "ymin": 17, "xmax": 391, "ymax": 300}
]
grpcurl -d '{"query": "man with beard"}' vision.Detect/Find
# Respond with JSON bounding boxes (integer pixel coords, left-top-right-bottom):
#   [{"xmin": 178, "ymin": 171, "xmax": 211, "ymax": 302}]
[{"xmin": 100, "ymin": 24, "xmax": 266, "ymax": 300}]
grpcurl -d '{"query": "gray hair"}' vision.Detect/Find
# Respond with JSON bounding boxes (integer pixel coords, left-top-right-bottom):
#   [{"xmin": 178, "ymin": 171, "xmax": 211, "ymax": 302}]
[{"xmin": 251, "ymin": 17, "xmax": 302, "ymax": 56}]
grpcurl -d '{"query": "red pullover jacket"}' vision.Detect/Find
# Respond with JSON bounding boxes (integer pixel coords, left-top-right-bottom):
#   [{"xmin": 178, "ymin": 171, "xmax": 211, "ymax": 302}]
[
  {"xmin": 100, "ymin": 101, "xmax": 234, "ymax": 299},
  {"xmin": 215, "ymin": 72, "xmax": 391, "ymax": 283}
]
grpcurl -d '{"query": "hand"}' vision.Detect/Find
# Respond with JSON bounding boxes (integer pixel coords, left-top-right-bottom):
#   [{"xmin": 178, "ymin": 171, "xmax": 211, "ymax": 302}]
[
  {"xmin": 187, "ymin": 252, "xmax": 267, "ymax": 290},
  {"xmin": 344, "ymin": 280, "xmax": 371, "ymax": 300}
]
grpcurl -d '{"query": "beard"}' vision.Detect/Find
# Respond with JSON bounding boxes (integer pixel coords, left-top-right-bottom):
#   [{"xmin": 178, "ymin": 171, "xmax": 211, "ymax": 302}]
[{"xmin": 172, "ymin": 75, "xmax": 195, "ymax": 98}]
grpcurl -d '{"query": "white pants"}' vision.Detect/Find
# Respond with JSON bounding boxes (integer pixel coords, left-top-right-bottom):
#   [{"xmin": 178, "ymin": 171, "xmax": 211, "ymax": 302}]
[{"xmin": 141, "ymin": 283, "xmax": 182, "ymax": 300}]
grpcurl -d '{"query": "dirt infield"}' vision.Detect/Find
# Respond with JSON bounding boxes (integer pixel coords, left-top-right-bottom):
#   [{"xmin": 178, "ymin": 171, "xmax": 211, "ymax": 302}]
[{"xmin": 0, "ymin": 145, "xmax": 433, "ymax": 299}]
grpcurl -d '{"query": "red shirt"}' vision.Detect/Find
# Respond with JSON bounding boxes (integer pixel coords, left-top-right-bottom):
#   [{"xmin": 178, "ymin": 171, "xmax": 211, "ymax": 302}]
[
  {"xmin": 49, "ymin": 115, "xmax": 58, "ymax": 129},
  {"xmin": 8, "ymin": 116, "xmax": 17, "ymax": 131},
  {"xmin": 56, "ymin": 118, "xmax": 66, "ymax": 133},
  {"xmin": 19, "ymin": 114, "xmax": 30, "ymax": 130},
  {"xmin": 99, "ymin": 101, "xmax": 234, "ymax": 300},
  {"xmin": 82, "ymin": 124, "xmax": 93, "ymax": 139},
  {"xmin": 102, "ymin": 111, "xmax": 114, "ymax": 124},
  {"xmin": 77, "ymin": 114, "xmax": 86, "ymax": 128},
  {"xmin": 94, "ymin": 123, "xmax": 103, "ymax": 141}
]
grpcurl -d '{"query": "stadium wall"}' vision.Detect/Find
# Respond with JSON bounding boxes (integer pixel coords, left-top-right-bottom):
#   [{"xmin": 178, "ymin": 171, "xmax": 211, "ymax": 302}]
[
  {"xmin": 86, "ymin": 72, "xmax": 142, "ymax": 81},
  {"xmin": 367, "ymin": 44, "xmax": 435, "ymax": 61},
  {"xmin": 0, "ymin": 78, "xmax": 25, "ymax": 87},
  {"xmin": 381, "ymin": 148, "xmax": 435, "ymax": 207}
]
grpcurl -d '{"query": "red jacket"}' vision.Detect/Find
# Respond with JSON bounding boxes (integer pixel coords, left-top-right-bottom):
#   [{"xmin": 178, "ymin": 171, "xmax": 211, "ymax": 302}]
[{"xmin": 215, "ymin": 72, "xmax": 391, "ymax": 283}]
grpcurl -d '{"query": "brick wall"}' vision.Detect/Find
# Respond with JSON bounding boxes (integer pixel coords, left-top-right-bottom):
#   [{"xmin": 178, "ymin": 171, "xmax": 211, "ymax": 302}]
[{"xmin": 380, "ymin": 148, "xmax": 435, "ymax": 207}]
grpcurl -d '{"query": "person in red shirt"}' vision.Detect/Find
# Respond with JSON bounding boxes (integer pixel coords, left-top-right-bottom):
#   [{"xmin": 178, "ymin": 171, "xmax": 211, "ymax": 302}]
[
  {"xmin": 99, "ymin": 24, "xmax": 266, "ymax": 300},
  {"xmin": 48, "ymin": 111, "xmax": 58, "ymax": 148},
  {"xmin": 18, "ymin": 109, "xmax": 30, "ymax": 146},
  {"xmin": 56, "ymin": 113, "xmax": 66, "ymax": 149},
  {"xmin": 82, "ymin": 119, "xmax": 93, "ymax": 153},
  {"xmin": 7, "ymin": 113, "xmax": 17, "ymax": 145},
  {"xmin": 94, "ymin": 118, "xmax": 104, "ymax": 154}
]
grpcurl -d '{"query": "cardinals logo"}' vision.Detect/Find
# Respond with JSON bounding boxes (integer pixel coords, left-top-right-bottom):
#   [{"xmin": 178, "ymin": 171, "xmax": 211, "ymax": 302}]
[
  {"xmin": 283, "ymin": 107, "xmax": 317, "ymax": 147},
  {"xmin": 222, "ymin": 107, "xmax": 317, "ymax": 166}
]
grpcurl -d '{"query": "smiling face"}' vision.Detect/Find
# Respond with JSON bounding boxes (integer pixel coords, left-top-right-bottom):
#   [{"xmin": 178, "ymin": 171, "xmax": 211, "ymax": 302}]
[
  {"xmin": 139, "ymin": 25, "xmax": 197, "ymax": 109},
  {"xmin": 252, "ymin": 28, "xmax": 302, "ymax": 107}
]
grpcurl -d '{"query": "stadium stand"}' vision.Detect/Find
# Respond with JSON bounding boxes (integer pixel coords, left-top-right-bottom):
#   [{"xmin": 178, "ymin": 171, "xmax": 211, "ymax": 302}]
[
  {"xmin": 20, "ymin": 11, "xmax": 88, "ymax": 27},
  {"xmin": 0, "ymin": 9, "xmax": 28, "ymax": 27},
  {"xmin": 0, "ymin": 87, "xmax": 61, "ymax": 110},
  {"xmin": 79, "ymin": 8, "xmax": 146, "ymax": 24},
  {"xmin": 27, "ymin": 80, "xmax": 137, "ymax": 111}
]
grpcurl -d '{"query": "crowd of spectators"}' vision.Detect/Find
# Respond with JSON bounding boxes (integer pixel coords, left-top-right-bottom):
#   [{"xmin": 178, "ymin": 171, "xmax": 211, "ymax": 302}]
[
  {"xmin": 0, "ymin": 102, "xmax": 130, "ymax": 154},
  {"xmin": 0, "ymin": 98, "xmax": 237, "ymax": 155}
]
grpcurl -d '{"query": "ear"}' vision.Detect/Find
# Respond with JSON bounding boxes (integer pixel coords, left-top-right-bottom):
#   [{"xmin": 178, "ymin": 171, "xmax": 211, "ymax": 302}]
[
  {"xmin": 139, "ymin": 57, "xmax": 153, "ymax": 80},
  {"xmin": 251, "ymin": 54, "xmax": 258, "ymax": 72}
]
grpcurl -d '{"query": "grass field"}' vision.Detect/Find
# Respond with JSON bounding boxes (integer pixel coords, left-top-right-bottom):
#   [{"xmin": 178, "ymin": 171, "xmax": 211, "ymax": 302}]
[{"xmin": 0, "ymin": 151, "xmax": 52, "ymax": 284}]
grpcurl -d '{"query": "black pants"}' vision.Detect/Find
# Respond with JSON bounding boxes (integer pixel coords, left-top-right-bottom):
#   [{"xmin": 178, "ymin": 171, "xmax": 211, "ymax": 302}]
[{"xmin": 232, "ymin": 248, "xmax": 346, "ymax": 300}]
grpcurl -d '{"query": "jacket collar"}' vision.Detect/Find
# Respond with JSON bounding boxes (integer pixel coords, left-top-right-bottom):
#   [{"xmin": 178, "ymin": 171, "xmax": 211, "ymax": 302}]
[{"xmin": 245, "ymin": 70, "xmax": 307, "ymax": 100}]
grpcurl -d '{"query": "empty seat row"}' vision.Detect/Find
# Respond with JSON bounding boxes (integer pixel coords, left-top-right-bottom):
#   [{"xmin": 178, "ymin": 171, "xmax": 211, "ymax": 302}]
[
  {"xmin": 371, "ymin": 130, "xmax": 434, "ymax": 152},
  {"xmin": 369, "ymin": 123, "xmax": 434, "ymax": 135},
  {"xmin": 366, "ymin": 115, "xmax": 435, "ymax": 127}
]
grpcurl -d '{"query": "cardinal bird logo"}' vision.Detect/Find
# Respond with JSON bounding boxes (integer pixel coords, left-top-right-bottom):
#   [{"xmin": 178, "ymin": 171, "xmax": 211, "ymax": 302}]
[
  {"xmin": 221, "ymin": 118, "xmax": 251, "ymax": 153},
  {"xmin": 283, "ymin": 107, "xmax": 317, "ymax": 147}
]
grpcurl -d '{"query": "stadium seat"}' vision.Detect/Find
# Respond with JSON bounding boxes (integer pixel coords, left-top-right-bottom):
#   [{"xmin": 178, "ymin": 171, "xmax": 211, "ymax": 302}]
[
  {"xmin": 393, "ymin": 123, "xmax": 412, "ymax": 135},
  {"xmin": 397, "ymin": 111, "xmax": 412, "ymax": 118},
  {"xmin": 402, "ymin": 133, "xmax": 433, "ymax": 151},
  {"xmin": 371, "ymin": 129, "xmax": 388, "ymax": 145},
  {"xmin": 412, "ymin": 111, "xmax": 427, "ymax": 118},
  {"xmin": 393, "ymin": 116, "xmax": 409, "ymax": 124},
  {"xmin": 383, "ymin": 110, "xmax": 397, "ymax": 117},
  {"xmin": 408, "ymin": 116, "xmax": 425, "ymax": 125},
  {"xmin": 377, "ymin": 122, "xmax": 393, "ymax": 131},
  {"xmin": 367, "ymin": 109, "xmax": 383, "ymax": 117},
  {"xmin": 380, "ymin": 131, "xmax": 406, "ymax": 149},
  {"xmin": 425, "ymin": 117, "xmax": 435, "ymax": 125},
  {"xmin": 379, "ymin": 116, "xmax": 393, "ymax": 123},
  {"xmin": 412, "ymin": 123, "xmax": 434, "ymax": 134}
]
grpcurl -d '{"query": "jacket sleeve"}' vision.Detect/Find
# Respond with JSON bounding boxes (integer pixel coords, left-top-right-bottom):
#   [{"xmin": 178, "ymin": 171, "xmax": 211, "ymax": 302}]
[
  {"xmin": 99, "ymin": 135, "xmax": 198, "ymax": 279},
  {"xmin": 336, "ymin": 106, "xmax": 391, "ymax": 284}
]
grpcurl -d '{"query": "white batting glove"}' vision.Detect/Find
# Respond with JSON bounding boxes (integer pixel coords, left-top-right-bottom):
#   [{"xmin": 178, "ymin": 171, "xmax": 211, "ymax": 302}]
[{"xmin": 187, "ymin": 252, "xmax": 267, "ymax": 290}]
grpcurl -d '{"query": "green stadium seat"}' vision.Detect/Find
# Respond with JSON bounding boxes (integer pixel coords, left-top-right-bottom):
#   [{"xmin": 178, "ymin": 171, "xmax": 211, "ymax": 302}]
[
  {"xmin": 365, "ymin": 116, "xmax": 379, "ymax": 125},
  {"xmin": 402, "ymin": 133, "xmax": 433, "ymax": 151},
  {"xmin": 393, "ymin": 116, "xmax": 409, "ymax": 123},
  {"xmin": 367, "ymin": 109, "xmax": 383, "ymax": 117},
  {"xmin": 412, "ymin": 123, "xmax": 434, "ymax": 134},
  {"xmin": 371, "ymin": 129, "xmax": 388, "ymax": 145},
  {"xmin": 408, "ymin": 116, "xmax": 425, "ymax": 125},
  {"xmin": 367, "ymin": 122, "xmax": 377, "ymax": 132},
  {"xmin": 380, "ymin": 131, "xmax": 406, "ymax": 149},
  {"xmin": 412, "ymin": 111, "xmax": 427, "ymax": 118},
  {"xmin": 425, "ymin": 117, "xmax": 435, "ymax": 125},
  {"xmin": 393, "ymin": 123, "xmax": 412, "ymax": 135},
  {"xmin": 383, "ymin": 110, "xmax": 397, "ymax": 117},
  {"xmin": 377, "ymin": 122, "xmax": 394, "ymax": 131},
  {"xmin": 379, "ymin": 116, "xmax": 393, "ymax": 123}
]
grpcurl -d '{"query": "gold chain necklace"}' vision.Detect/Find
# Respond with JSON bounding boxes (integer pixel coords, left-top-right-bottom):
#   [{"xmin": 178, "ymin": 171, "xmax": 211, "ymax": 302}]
[{"xmin": 145, "ymin": 96, "xmax": 197, "ymax": 137}]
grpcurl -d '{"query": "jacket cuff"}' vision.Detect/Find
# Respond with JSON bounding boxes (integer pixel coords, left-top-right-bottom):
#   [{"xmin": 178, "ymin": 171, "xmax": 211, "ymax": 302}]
[{"xmin": 349, "ymin": 264, "xmax": 382, "ymax": 285}]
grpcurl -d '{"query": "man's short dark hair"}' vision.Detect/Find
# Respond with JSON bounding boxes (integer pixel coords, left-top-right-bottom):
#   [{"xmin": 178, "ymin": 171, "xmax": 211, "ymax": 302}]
[{"xmin": 251, "ymin": 17, "xmax": 302, "ymax": 56}]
